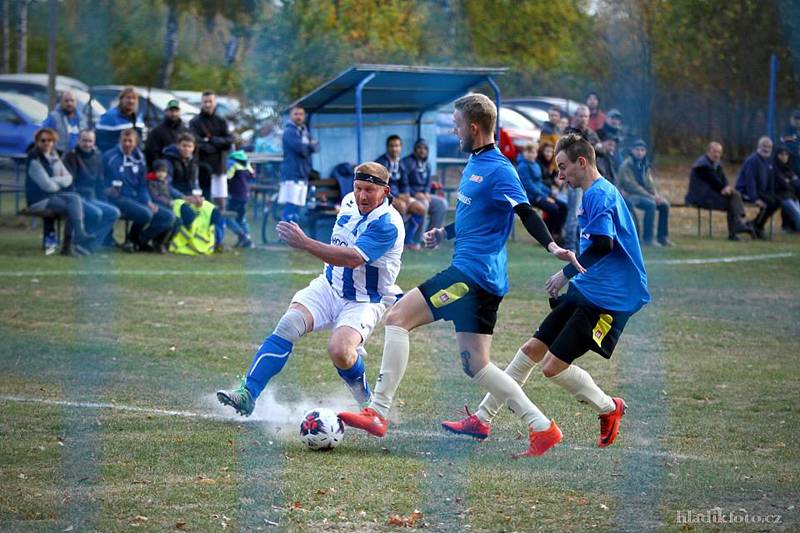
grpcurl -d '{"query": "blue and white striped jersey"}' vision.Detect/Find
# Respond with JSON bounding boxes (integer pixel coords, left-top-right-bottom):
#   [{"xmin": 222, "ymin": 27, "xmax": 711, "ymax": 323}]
[{"xmin": 324, "ymin": 193, "xmax": 405, "ymax": 304}]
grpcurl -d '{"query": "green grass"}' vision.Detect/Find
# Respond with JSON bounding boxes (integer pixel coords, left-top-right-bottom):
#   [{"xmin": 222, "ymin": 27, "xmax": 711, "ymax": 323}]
[{"xmin": 0, "ymin": 219, "xmax": 799, "ymax": 532}]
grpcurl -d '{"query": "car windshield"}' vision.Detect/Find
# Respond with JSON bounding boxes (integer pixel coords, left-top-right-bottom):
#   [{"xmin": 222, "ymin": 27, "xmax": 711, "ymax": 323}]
[
  {"xmin": 513, "ymin": 105, "xmax": 549, "ymax": 125},
  {"xmin": 499, "ymin": 107, "xmax": 535, "ymax": 130},
  {"xmin": 0, "ymin": 92, "xmax": 48, "ymax": 123}
]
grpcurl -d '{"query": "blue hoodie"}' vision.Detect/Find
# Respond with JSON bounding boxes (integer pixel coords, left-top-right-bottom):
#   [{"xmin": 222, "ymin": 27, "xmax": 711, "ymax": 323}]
[
  {"xmin": 103, "ymin": 145, "xmax": 150, "ymax": 204},
  {"xmin": 281, "ymin": 121, "xmax": 317, "ymax": 182},
  {"xmin": 515, "ymin": 155, "xmax": 549, "ymax": 202}
]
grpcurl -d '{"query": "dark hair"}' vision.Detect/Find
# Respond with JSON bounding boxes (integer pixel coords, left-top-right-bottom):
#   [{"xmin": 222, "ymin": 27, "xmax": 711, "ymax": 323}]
[
  {"xmin": 585, "ymin": 91, "xmax": 599, "ymax": 101},
  {"xmin": 386, "ymin": 134, "xmax": 402, "ymax": 147},
  {"xmin": 454, "ymin": 93, "xmax": 496, "ymax": 135},
  {"xmin": 34, "ymin": 127, "xmax": 59, "ymax": 142},
  {"xmin": 177, "ymin": 132, "xmax": 196, "ymax": 145},
  {"xmin": 547, "ymin": 105, "xmax": 563, "ymax": 116},
  {"xmin": 201, "ymin": 90, "xmax": 215, "ymax": 98},
  {"xmin": 555, "ymin": 133, "xmax": 596, "ymax": 166}
]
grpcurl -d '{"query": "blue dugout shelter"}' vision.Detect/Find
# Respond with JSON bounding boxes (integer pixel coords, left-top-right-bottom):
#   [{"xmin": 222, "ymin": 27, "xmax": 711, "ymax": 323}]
[{"xmin": 284, "ymin": 64, "xmax": 507, "ymax": 179}]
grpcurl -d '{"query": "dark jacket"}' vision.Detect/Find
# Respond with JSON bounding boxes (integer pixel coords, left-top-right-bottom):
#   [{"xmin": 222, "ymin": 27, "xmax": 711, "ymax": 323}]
[
  {"xmin": 162, "ymin": 144, "xmax": 200, "ymax": 196},
  {"xmin": 401, "ymin": 154, "xmax": 432, "ymax": 195},
  {"xmin": 773, "ymin": 152, "xmax": 798, "ymax": 200},
  {"xmin": 595, "ymin": 150, "xmax": 618, "ymax": 186},
  {"xmin": 147, "ymin": 172, "xmax": 182, "ymax": 208},
  {"xmin": 736, "ymin": 152, "xmax": 774, "ymax": 202},
  {"xmin": 25, "ymin": 150, "xmax": 58, "ymax": 206},
  {"xmin": 144, "ymin": 117, "xmax": 189, "ymax": 168},
  {"xmin": 63, "ymin": 147, "xmax": 106, "ymax": 201},
  {"xmin": 781, "ymin": 125, "xmax": 800, "ymax": 175},
  {"xmin": 375, "ymin": 153, "xmax": 408, "ymax": 197},
  {"xmin": 686, "ymin": 154, "xmax": 728, "ymax": 206},
  {"xmin": 189, "ymin": 111, "xmax": 232, "ymax": 174},
  {"xmin": 280, "ymin": 121, "xmax": 317, "ymax": 182}
]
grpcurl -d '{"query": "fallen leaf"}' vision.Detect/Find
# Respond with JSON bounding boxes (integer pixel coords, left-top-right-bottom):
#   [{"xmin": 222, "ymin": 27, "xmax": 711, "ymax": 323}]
[
  {"xmin": 407, "ymin": 510, "xmax": 423, "ymax": 526},
  {"xmin": 18, "ymin": 473, "xmax": 26, "ymax": 479},
  {"xmin": 289, "ymin": 501, "xmax": 303, "ymax": 510},
  {"xmin": 132, "ymin": 479, "xmax": 151, "ymax": 485},
  {"xmin": 196, "ymin": 476, "xmax": 216, "ymax": 485},
  {"xmin": 387, "ymin": 514, "xmax": 404, "ymax": 526},
  {"xmin": 599, "ymin": 504, "xmax": 609, "ymax": 511},
  {"xmin": 134, "ymin": 516, "xmax": 149, "ymax": 522},
  {"xmin": 175, "ymin": 522, "xmax": 186, "ymax": 530}
]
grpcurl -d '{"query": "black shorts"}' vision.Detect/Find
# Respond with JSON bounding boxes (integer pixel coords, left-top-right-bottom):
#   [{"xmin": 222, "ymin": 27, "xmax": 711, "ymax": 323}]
[
  {"xmin": 418, "ymin": 266, "xmax": 503, "ymax": 335},
  {"xmin": 533, "ymin": 285, "xmax": 631, "ymax": 364}
]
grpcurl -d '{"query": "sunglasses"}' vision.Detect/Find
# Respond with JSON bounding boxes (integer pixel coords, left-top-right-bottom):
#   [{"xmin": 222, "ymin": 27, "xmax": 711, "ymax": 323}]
[{"xmin": 38, "ymin": 138, "xmax": 55, "ymax": 143}]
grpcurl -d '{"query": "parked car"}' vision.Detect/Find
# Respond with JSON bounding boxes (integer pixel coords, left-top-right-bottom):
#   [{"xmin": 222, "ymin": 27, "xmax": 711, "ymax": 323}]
[
  {"xmin": 0, "ymin": 79, "xmax": 106, "ymax": 125},
  {"xmin": 91, "ymin": 85, "xmax": 200, "ymax": 128},
  {"xmin": 504, "ymin": 96, "xmax": 582, "ymax": 118},
  {"xmin": 0, "ymin": 73, "xmax": 89, "ymax": 92},
  {"xmin": 0, "ymin": 92, "xmax": 48, "ymax": 155}
]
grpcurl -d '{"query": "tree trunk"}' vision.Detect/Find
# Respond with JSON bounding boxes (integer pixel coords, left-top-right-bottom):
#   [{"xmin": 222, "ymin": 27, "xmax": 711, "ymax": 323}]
[
  {"xmin": 1, "ymin": 0, "xmax": 9, "ymax": 73},
  {"xmin": 16, "ymin": 0, "xmax": 27, "ymax": 73},
  {"xmin": 159, "ymin": 2, "xmax": 179, "ymax": 88}
]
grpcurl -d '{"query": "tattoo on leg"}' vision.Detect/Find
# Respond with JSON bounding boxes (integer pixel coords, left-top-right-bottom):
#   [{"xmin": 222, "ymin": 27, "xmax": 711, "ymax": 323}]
[{"xmin": 460, "ymin": 350, "xmax": 473, "ymax": 377}]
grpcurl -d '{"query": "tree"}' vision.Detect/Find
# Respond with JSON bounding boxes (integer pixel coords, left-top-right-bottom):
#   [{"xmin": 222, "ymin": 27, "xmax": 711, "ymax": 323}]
[
  {"xmin": 16, "ymin": 0, "xmax": 27, "ymax": 73},
  {"xmin": 1, "ymin": 0, "xmax": 9, "ymax": 73},
  {"xmin": 158, "ymin": 0, "xmax": 180, "ymax": 88}
]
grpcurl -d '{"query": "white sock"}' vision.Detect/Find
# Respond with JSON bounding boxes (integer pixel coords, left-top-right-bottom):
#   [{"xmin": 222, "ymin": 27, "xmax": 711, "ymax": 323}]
[
  {"xmin": 475, "ymin": 349, "xmax": 537, "ymax": 423},
  {"xmin": 547, "ymin": 364, "xmax": 615, "ymax": 413},
  {"xmin": 371, "ymin": 325, "xmax": 410, "ymax": 418},
  {"xmin": 472, "ymin": 363, "xmax": 550, "ymax": 432}
]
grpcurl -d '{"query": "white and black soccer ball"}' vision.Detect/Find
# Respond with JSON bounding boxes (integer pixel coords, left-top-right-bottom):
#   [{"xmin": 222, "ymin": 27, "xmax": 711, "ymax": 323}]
[{"xmin": 299, "ymin": 408, "xmax": 345, "ymax": 451}]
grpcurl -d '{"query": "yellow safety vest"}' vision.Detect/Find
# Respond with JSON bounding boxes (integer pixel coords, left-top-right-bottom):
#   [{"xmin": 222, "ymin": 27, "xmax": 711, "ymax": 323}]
[{"xmin": 169, "ymin": 199, "xmax": 216, "ymax": 256}]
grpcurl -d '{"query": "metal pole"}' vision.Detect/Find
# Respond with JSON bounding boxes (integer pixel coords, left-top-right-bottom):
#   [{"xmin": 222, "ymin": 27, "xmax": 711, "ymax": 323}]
[
  {"xmin": 487, "ymin": 77, "xmax": 501, "ymax": 142},
  {"xmin": 354, "ymin": 73, "xmax": 376, "ymax": 163},
  {"xmin": 767, "ymin": 53, "xmax": 778, "ymax": 140},
  {"xmin": 46, "ymin": 0, "xmax": 58, "ymax": 111}
]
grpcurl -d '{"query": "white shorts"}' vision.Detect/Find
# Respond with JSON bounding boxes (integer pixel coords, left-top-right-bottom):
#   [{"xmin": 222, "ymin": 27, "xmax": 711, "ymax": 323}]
[
  {"xmin": 211, "ymin": 173, "xmax": 228, "ymax": 199},
  {"xmin": 278, "ymin": 180, "xmax": 308, "ymax": 207},
  {"xmin": 291, "ymin": 275, "xmax": 388, "ymax": 345}
]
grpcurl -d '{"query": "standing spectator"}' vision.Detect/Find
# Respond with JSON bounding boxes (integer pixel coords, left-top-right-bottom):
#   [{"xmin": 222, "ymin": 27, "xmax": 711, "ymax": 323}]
[
  {"xmin": 686, "ymin": 142, "xmax": 753, "ymax": 241},
  {"xmin": 25, "ymin": 128, "xmax": 96, "ymax": 255},
  {"xmin": 144, "ymin": 99, "xmax": 188, "ymax": 169},
  {"xmin": 736, "ymin": 136, "xmax": 781, "ymax": 239},
  {"xmin": 190, "ymin": 91, "xmax": 233, "ymax": 251},
  {"xmin": 162, "ymin": 132, "xmax": 201, "ymax": 196},
  {"xmin": 103, "ymin": 129, "xmax": 174, "ymax": 252},
  {"xmin": 42, "ymin": 91, "xmax": 84, "ymax": 153},
  {"xmin": 586, "ymin": 91, "xmax": 606, "ymax": 132},
  {"xmin": 63, "ymin": 129, "xmax": 121, "ymax": 249},
  {"xmin": 401, "ymin": 139, "xmax": 447, "ymax": 248},
  {"xmin": 772, "ymin": 144, "xmax": 800, "ymax": 232},
  {"xmin": 95, "ymin": 87, "xmax": 144, "ymax": 154},
  {"xmin": 618, "ymin": 139, "xmax": 672, "ymax": 246},
  {"xmin": 226, "ymin": 150, "xmax": 255, "ymax": 248},
  {"xmin": 254, "ymin": 122, "xmax": 282, "ymax": 154},
  {"xmin": 278, "ymin": 105, "xmax": 318, "ymax": 223},
  {"xmin": 375, "ymin": 135, "xmax": 411, "ymax": 215},
  {"xmin": 780, "ymin": 109, "xmax": 800, "ymax": 176},
  {"xmin": 516, "ymin": 143, "xmax": 566, "ymax": 239},
  {"xmin": 538, "ymin": 106, "xmax": 563, "ymax": 149},
  {"xmin": 562, "ymin": 104, "xmax": 600, "ymax": 250}
]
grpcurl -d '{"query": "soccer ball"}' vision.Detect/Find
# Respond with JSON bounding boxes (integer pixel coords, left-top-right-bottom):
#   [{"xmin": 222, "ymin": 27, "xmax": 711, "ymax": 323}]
[{"xmin": 299, "ymin": 408, "xmax": 345, "ymax": 451}]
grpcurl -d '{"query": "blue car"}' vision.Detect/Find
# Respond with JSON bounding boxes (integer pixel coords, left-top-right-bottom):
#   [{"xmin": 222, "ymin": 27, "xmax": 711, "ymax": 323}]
[{"xmin": 0, "ymin": 92, "xmax": 47, "ymax": 156}]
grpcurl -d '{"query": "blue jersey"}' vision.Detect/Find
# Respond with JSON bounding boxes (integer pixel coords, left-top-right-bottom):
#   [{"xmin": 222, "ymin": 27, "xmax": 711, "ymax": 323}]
[
  {"xmin": 451, "ymin": 147, "xmax": 528, "ymax": 296},
  {"xmin": 571, "ymin": 177, "xmax": 649, "ymax": 313}
]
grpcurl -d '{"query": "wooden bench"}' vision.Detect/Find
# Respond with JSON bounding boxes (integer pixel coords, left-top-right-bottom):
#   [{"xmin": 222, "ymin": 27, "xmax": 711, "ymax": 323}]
[{"xmin": 673, "ymin": 202, "xmax": 772, "ymax": 239}]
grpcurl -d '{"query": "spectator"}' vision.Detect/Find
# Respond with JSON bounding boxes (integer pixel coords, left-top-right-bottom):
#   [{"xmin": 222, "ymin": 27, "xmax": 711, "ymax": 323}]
[
  {"xmin": 25, "ymin": 128, "xmax": 96, "ymax": 255},
  {"xmin": 162, "ymin": 132, "xmax": 201, "ymax": 196},
  {"xmin": 686, "ymin": 141, "xmax": 754, "ymax": 241},
  {"xmin": 618, "ymin": 139, "xmax": 672, "ymax": 246},
  {"xmin": 103, "ymin": 129, "xmax": 174, "ymax": 252},
  {"xmin": 42, "ymin": 91, "xmax": 84, "ymax": 153},
  {"xmin": 144, "ymin": 99, "xmax": 188, "ymax": 169},
  {"xmin": 62, "ymin": 129, "xmax": 121, "ymax": 249},
  {"xmin": 772, "ymin": 144, "xmax": 800, "ymax": 232},
  {"xmin": 401, "ymin": 138, "xmax": 447, "ymax": 248},
  {"xmin": 225, "ymin": 150, "xmax": 255, "ymax": 248},
  {"xmin": 190, "ymin": 91, "xmax": 233, "ymax": 251},
  {"xmin": 561, "ymin": 104, "xmax": 600, "ymax": 250},
  {"xmin": 254, "ymin": 122, "xmax": 282, "ymax": 154},
  {"xmin": 597, "ymin": 130, "xmax": 641, "ymax": 238},
  {"xmin": 779, "ymin": 109, "xmax": 800, "ymax": 176},
  {"xmin": 568, "ymin": 104, "xmax": 601, "ymax": 146},
  {"xmin": 146, "ymin": 159, "xmax": 180, "ymax": 211},
  {"xmin": 539, "ymin": 106, "xmax": 563, "ymax": 149},
  {"xmin": 96, "ymin": 87, "xmax": 145, "ymax": 153},
  {"xmin": 536, "ymin": 141, "xmax": 559, "ymax": 186},
  {"xmin": 586, "ymin": 91, "xmax": 606, "ymax": 132},
  {"xmin": 599, "ymin": 109, "xmax": 625, "ymax": 168},
  {"xmin": 736, "ymin": 136, "xmax": 782, "ymax": 239},
  {"xmin": 278, "ymin": 105, "xmax": 318, "ymax": 224},
  {"xmin": 516, "ymin": 143, "xmax": 566, "ymax": 239},
  {"xmin": 375, "ymin": 134, "xmax": 410, "ymax": 215}
]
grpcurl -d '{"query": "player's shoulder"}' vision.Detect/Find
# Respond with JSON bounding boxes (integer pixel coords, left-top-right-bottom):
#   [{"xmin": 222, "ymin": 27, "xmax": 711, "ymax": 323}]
[{"xmin": 585, "ymin": 178, "xmax": 618, "ymax": 206}]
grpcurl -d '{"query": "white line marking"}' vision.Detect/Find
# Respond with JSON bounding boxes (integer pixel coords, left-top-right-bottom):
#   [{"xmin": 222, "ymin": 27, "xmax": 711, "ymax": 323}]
[
  {"xmin": 0, "ymin": 395, "xmax": 704, "ymax": 462},
  {"xmin": 648, "ymin": 252, "xmax": 794, "ymax": 265}
]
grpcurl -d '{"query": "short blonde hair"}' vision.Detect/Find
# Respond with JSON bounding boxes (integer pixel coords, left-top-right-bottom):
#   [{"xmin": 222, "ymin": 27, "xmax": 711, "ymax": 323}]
[
  {"xmin": 454, "ymin": 93, "xmax": 497, "ymax": 135},
  {"xmin": 355, "ymin": 161, "xmax": 390, "ymax": 184}
]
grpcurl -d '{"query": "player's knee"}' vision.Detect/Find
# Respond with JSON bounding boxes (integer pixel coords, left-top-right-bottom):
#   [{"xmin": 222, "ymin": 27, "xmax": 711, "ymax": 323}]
[
  {"xmin": 385, "ymin": 306, "xmax": 406, "ymax": 328},
  {"xmin": 521, "ymin": 338, "xmax": 546, "ymax": 361},
  {"xmin": 327, "ymin": 341, "xmax": 356, "ymax": 368}
]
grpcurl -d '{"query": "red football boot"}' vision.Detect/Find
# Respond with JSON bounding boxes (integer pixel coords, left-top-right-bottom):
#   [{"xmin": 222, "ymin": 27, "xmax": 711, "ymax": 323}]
[
  {"xmin": 597, "ymin": 397, "xmax": 627, "ymax": 448},
  {"xmin": 338, "ymin": 407, "xmax": 388, "ymax": 437},
  {"xmin": 514, "ymin": 420, "xmax": 563, "ymax": 458},
  {"xmin": 441, "ymin": 405, "xmax": 491, "ymax": 440}
]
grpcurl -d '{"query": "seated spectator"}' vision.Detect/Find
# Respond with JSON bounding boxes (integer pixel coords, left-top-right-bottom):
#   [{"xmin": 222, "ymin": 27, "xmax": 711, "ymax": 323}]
[
  {"xmin": 25, "ymin": 128, "xmax": 96, "ymax": 255},
  {"xmin": 375, "ymin": 135, "xmax": 410, "ymax": 215},
  {"xmin": 103, "ymin": 129, "xmax": 174, "ymax": 252},
  {"xmin": 62, "ymin": 129, "xmax": 121, "ymax": 249},
  {"xmin": 516, "ymin": 143, "xmax": 566, "ymax": 239},
  {"xmin": 736, "ymin": 136, "xmax": 781, "ymax": 239},
  {"xmin": 162, "ymin": 132, "xmax": 201, "ymax": 196},
  {"xmin": 599, "ymin": 109, "xmax": 625, "ymax": 168},
  {"xmin": 539, "ymin": 106, "xmax": 563, "ymax": 149},
  {"xmin": 596, "ymin": 130, "xmax": 640, "ymax": 235},
  {"xmin": 400, "ymin": 139, "xmax": 447, "ymax": 249},
  {"xmin": 586, "ymin": 91, "xmax": 606, "ymax": 132},
  {"xmin": 96, "ymin": 87, "xmax": 145, "ymax": 154},
  {"xmin": 536, "ymin": 141, "xmax": 559, "ymax": 186},
  {"xmin": 42, "ymin": 91, "xmax": 84, "ymax": 154},
  {"xmin": 226, "ymin": 150, "xmax": 255, "ymax": 248},
  {"xmin": 618, "ymin": 139, "xmax": 672, "ymax": 246},
  {"xmin": 779, "ymin": 109, "xmax": 800, "ymax": 176},
  {"xmin": 144, "ymin": 99, "xmax": 188, "ymax": 169},
  {"xmin": 686, "ymin": 142, "xmax": 754, "ymax": 240},
  {"xmin": 773, "ymin": 144, "xmax": 800, "ymax": 232}
]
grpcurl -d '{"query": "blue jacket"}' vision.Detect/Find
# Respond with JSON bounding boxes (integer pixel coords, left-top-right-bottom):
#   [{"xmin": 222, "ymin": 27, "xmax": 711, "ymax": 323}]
[
  {"xmin": 280, "ymin": 121, "xmax": 317, "ymax": 182},
  {"xmin": 375, "ymin": 153, "xmax": 408, "ymax": 197},
  {"xmin": 63, "ymin": 146, "xmax": 106, "ymax": 201},
  {"xmin": 401, "ymin": 154, "xmax": 432, "ymax": 195},
  {"xmin": 96, "ymin": 106, "xmax": 145, "ymax": 154},
  {"xmin": 515, "ymin": 156, "xmax": 549, "ymax": 202},
  {"xmin": 736, "ymin": 152, "xmax": 773, "ymax": 202},
  {"xmin": 42, "ymin": 105, "xmax": 84, "ymax": 153},
  {"xmin": 103, "ymin": 145, "xmax": 150, "ymax": 204}
]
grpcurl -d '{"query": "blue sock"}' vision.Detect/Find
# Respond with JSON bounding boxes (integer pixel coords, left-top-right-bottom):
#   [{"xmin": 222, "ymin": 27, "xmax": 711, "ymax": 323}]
[
  {"xmin": 337, "ymin": 354, "xmax": 372, "ymax": 405},
  {"xmin": 282, "ymin": 203, "xmax": 298, "ymax": 222},
  {"xmin": 405, "ymin": 215, "xmax": 422, "ymax": 243},
  {"xmin": 244, "ymin": 334, "xmax": 293, "ymax": 399}
]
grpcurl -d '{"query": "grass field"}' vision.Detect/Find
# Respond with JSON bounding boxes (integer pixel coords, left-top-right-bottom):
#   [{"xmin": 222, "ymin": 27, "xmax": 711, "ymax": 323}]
[{"xmin": 1, "ymin": 205, "xmax": 799, "ymax": 532}]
